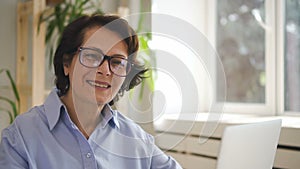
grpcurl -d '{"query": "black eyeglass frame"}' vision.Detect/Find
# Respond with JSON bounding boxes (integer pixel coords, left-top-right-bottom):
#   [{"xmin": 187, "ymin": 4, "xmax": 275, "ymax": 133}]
[{"xmin": 78, "ymin": 47, "xmax": 134, "ymax": 77}]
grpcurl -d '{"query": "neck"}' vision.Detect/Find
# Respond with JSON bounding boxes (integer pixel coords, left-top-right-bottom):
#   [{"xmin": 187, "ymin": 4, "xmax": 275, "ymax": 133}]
[{"xmin": 60, "ymin": 91, "xmax": 104, "ymax": 139}]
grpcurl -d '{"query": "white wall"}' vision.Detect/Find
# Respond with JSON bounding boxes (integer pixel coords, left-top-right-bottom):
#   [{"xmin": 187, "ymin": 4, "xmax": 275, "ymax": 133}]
[
  {"xmin": 0, "ymin": 0, "xmax": 18, "ymax": 84},
  {"xmin": 0, "ymin": 0, "xmax": 19, "ymax": 132}
]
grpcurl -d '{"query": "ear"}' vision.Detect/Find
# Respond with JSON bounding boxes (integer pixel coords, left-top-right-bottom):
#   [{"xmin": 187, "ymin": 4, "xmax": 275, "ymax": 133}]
[{"xmin": 63, "ymin": 63, "xmax": 69, "ymax": 76}]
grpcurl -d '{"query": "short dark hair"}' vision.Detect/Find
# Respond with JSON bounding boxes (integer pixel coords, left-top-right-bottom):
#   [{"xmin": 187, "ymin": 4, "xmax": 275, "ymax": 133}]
[{"xmin": 53, "ymin": 14, "xmax": 147, "ymax": 105}]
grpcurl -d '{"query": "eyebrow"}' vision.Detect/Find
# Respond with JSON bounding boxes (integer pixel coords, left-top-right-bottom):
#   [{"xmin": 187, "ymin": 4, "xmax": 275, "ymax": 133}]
[
  {"xmin": 109, "ymin": 54, "xmax": 127, "ymax": 59},
  {"xmin": 84, "ymin": 46, "xmax": 104, "ymax": 53},
  {"xmin": 84, "ymin": 46, "xmax": 128, "ymax": 59}
]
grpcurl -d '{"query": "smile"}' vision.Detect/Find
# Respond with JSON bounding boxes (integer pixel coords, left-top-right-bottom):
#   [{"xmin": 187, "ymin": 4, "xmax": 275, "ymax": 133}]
[{"xmin": 86, "ymin": 80, "xmax": 111, "ymax": 89}]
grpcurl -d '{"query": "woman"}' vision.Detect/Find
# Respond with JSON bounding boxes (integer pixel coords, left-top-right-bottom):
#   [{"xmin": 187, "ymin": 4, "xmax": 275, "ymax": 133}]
[{"xmin": 0, "ymin": 14, "xmax": 182, "ymax": 169}]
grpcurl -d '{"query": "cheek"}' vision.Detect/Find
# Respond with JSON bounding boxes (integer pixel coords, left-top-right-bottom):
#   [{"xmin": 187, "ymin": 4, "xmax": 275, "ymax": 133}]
[
  {"xmin": 70, "ymin": 66, "xmax": 94, "ymax": 87},
  {"xmin": 111, "ymin": 77, "xmax": 126, "ymax": 91}
]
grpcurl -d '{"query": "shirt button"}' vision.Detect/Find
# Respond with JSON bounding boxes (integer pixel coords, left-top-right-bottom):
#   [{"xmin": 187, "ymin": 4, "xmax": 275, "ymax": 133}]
[{"xmin": 86, "ymin": 152, "xmax": 92, "ymax": 158}]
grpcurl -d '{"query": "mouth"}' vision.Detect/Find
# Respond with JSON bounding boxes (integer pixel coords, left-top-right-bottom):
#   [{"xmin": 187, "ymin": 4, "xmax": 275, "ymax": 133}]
[{"xmin": 86, "ymin": 80, "xmax": 111, "ymax": 89}]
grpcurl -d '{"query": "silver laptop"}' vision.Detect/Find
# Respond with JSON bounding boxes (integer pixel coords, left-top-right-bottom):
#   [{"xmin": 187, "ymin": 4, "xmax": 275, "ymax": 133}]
[{"xmin": 216, "ymin": 119, "xmax": 282, "ymax": 169}]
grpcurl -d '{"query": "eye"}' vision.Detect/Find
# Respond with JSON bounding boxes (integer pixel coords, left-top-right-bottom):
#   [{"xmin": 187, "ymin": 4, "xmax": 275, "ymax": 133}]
[
  {"xmin": 84, "ymin": 53, "xmax": 99, "ymax": 61},
  {"xmin": 110, "ymin": 58, "xmax": 127, "ymax": 68},
  {"xmin": 80, "ymin": 49, "xmax": 103, "ymax": 67}
]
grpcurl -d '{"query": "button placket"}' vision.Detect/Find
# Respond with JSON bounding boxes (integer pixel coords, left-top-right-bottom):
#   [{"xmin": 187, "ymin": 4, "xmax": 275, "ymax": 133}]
[{"xmin": 86, "ymin": 152, "xmax": 92, "ymax": 158}]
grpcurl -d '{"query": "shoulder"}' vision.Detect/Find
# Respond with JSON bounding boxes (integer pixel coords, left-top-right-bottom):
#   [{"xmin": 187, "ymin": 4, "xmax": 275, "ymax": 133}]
[
  {"xmin": 3, "ymin": 105, "xmax": 47, "ymax": 139},
  {"xmin": 115, "ymin": 111, "xmax": 154, "ymax": 143},
  {"xmin": 0, "ymin": 105, "xmax": 47, "ymax": 167},
  {"xmin": 97, "ymin": 110, "xmax": 156, "ymax": 158}
]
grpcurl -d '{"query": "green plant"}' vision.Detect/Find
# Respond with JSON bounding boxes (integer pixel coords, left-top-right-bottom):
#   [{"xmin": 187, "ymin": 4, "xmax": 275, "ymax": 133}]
[
  {"xmin": 135, "ymin": 31, "xmax": 156, "ymax": 100},
  {"xmin": 134, "ymin": 1, "xmax": 156, "ymax": 99},
  {"xmin": 0, "ymin": 69, "xmax": 20, "ymax": 123},
  {"xmin": 39, "ymin": 0, "xmax": 104, "ymax": 68}
]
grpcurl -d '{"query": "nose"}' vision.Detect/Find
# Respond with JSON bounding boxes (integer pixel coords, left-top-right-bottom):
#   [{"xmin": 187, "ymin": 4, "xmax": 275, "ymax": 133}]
[{"xmin": 97, "ymin": 60, "xmax": 111, "ymax": 76}]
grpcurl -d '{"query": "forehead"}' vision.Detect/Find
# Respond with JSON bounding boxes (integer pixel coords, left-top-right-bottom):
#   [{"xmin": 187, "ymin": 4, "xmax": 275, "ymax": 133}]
[{"xmin": 82, "ymin": 27, "xmax": 128, "ymax": 54}]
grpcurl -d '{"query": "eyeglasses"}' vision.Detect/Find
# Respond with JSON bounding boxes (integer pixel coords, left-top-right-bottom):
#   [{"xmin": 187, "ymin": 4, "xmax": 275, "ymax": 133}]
[{"xmin": 78, "ymin": 47, "xmax": 133, "ymax": 77}]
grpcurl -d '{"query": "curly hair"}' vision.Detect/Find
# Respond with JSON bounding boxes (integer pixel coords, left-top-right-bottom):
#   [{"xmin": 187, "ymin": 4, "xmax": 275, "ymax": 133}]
[{"xmin": 53, "ymin": 14, "xmax": 147, "ymax": 105}]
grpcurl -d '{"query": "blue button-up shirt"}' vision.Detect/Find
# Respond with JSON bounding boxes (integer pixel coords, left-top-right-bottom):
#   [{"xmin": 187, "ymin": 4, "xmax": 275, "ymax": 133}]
[{"xmin": 0, "ymin": 89, "xmax": 181, "ymax": 169}]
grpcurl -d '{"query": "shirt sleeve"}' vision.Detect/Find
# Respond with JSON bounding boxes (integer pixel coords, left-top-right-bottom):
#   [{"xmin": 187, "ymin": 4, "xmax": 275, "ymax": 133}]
[
  {"xmin": 0, "ymin": 127, "xmax": 29, "ymax": 169},
  {"xmin": 151, "ymin": 145, "xmax": 182, "ymax": 169}
]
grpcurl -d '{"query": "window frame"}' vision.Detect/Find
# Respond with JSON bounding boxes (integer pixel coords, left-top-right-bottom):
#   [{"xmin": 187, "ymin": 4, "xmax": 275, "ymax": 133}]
[
  {"xmin": 277, "ymin": 0, "xmax": 285, "ymax": 115},
  {"xmin": 207, "ymin": 0, "xmax": 278, "ymax": 115},
  {"xmin": 277, "ymin": 0, "xmax": 300, "ymax": 115}
]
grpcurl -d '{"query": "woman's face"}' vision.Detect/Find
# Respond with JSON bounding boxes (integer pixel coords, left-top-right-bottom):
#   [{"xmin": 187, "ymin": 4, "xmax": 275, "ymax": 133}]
[{"xmin": 64, "ymin": 26, "xmax": 128, "ymax": 106}]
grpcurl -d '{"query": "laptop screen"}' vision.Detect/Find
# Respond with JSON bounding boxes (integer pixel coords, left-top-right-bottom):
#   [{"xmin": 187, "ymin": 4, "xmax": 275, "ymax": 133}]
[{"xmin": 216, "ymin": 119, "xmax": 282, "ymax": 169}]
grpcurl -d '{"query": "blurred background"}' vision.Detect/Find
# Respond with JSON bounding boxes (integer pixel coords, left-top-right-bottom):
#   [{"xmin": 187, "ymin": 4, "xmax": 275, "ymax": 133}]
[{"xmin": 0, "ymin": 0, "xmax": 300, "ymax": 168}]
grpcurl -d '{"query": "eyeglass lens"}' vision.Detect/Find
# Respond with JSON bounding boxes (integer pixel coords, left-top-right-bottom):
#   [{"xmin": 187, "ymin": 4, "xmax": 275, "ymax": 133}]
[{"xmin": 79, "ymin": 47, "xmax": 131, "ymax": 76}]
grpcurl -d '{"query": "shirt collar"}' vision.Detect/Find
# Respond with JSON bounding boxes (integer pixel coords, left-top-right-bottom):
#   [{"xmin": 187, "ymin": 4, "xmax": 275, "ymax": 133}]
[
  {"xmin": 100, "ymin": 104, "xmax": 120, "ymax": 129},
  {"xmin": 44, "ymin": 88, "xmax": 65, "ymax": 131},
  {"xmin": 43, "ymin": 88, "xmax": 120, "ymax": 131}
]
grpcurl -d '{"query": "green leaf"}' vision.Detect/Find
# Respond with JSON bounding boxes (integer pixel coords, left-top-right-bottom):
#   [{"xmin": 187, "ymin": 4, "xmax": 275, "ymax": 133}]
[
  {"xmin": 138, "ymin": 79, "xmax": 145, "ymax": 100},
  {"xmin": 5, "ymin": 70, "xmax": 20, "ymax": 102},
  {"xmin": 94, "ymin": 9, "xmax": 104, "ymax": 15},
  {"xmin": 45, "ymin": 20, "xmax": 56, "ymax": 43},
  {"xmin": 0, "ymin": 69, "xmax": 20, "ymax": 119},
  {"xmin": 146, "ymin": 74, "xmax": 155, "ymax": 92},
  {"xmin": 0, "ymin": 108, "xmax": 14, "ymax": 124},
  {"xmin": 61, "ymin": 4, "xmax": 70, "ymax": 23},
  {"xmin": 38, "ymin": 13, "xmax": 43, "ymax": 33},
  {"xmin": 79, "ymin": 0, "xmax": 89, "ymax": 9},
  {"xmin": 54, "ymin": 5, "xmax": 64, "ymax": 33},
  {"xmin": 49, "ymin": 46, "xmax": 54, "ymax": 68},
  {"xmin": 0, "ymin": 96, "xmax": 18, "ymax": 121}
]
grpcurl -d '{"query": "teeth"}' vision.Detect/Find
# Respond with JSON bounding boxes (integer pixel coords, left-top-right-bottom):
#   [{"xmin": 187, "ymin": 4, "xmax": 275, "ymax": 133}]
[{"xmin": 88, "ymin": 81, "xmax": 109, "ymax": 88}]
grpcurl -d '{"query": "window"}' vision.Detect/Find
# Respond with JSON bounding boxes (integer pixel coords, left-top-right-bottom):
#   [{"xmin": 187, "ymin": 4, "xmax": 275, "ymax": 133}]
[
  {"xmin": 284, "ymin": 0, "xmax": 300, "ymax": 112},
  {"xmin": 216, "ymin": 0, "xmax": 266, "ymax": 103},
  {"xmin": 151, "ymin": 0, "xmax": 300, "ymax": 116},
  {"xmin": 214, "ymin": 0, "xmax": 276, "ymax": 114}
]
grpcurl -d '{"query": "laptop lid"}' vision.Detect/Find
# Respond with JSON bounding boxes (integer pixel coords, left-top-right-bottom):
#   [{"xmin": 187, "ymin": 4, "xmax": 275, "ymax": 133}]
[{"xmin": 216, "ymin": 119, "xmax": 282, "ymax": 169}]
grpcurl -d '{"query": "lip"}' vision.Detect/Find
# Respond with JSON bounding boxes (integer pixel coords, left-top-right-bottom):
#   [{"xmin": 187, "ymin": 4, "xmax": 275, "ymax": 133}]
[{"xmin": 86, "ymin": 80, "xmax": 111, "ymax": 89}]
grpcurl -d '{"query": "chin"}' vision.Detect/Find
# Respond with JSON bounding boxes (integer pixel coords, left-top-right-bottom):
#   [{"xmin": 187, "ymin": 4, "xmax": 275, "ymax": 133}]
[
  {"xmin": 97, "ymin": 101, "xmax": 107, "ymax": 105},
  {"xmin": 95, "ymin": 94, "xmax": 115, "ymax": 104},
  {"xmin": 95, "ymin": 98, "xmax": 111, "ymax": 106}
]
